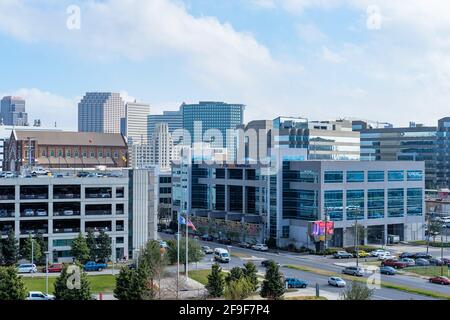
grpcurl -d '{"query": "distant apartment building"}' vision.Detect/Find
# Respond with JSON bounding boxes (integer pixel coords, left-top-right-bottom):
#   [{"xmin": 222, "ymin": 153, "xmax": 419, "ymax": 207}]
[
  {"xmin": 4, "ymin": 130, "xmax": 127, "ymax": 171},
  {"xmin": 78, "ymin": 92, "xmax": 125, "ymax": 133},
  {"xmin": 357, "ymin": 117, "xmax": 450, "ymax": 189},
  {"xmin": 147, "ymin": 110, "xmax": 183, "ymax": 141},
  {"xmin": 1, "ymin": 96, "xmax": 28, "ymax": 126}
]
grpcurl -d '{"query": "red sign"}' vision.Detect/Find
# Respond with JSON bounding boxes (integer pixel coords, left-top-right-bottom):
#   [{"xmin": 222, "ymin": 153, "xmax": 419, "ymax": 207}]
[{"xmin": 310, "ymin": 220, "xmax": 334, "ymax": 236}]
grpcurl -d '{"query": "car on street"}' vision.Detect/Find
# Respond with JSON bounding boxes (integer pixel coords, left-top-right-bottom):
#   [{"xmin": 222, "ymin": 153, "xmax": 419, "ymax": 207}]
[
  {"xmin": 399, "ymin": 258, "xmax": 416, "ymax": 266},
  {"xmin": 218, "ymin": 238, "xmax": 232, "ymax": 245},
  {"xmin": 381, "ymin": 259, "xmax": 408, "ymax": 269},
  {"xmin": 379, "ymin": 266, "xmax": 397, "ymax": 275},
  {"xmin": 202, "ymin": 246, "xmax": 213, "ymax": 254},
  {"xmin": 442, "ymin": 258, "xmax": 450, "ymax": 265},
  {"xmin": 400, "ymin": 252, "xmax": 416, "ymax": 259},
  {"xmin": 18, "ymin": 264, "xmax": 37, "ymax": 274},
  {"xmin": 353, "ymin": 250, "xmax": 370, "ymax": 258},
  {"xmin": 370, "ymin": 249, "xmax": 390, "ymax": 257},
  {"xmin": 328, "ymin": 277, "xmax": 346, "ymax": 287},
  {"xmin": 285, "ymin": 278, "xmax": 308, "ymax": 289},
  {"xmin": 31, "ymin": 167, "xmax": 49, "ymax": 176},
  {"xmin": 333, "ymin": 251, "xmax": 353, "ymax": 259},
  {"xmin": 201, "ymin": 234, "xmax": 213, "ymax": 241},
  {"xmin": 429, "ymin": 258, "xmax": 445, "ymax": 266},
  {"xmin": 413, "ymin": 253, "xmax": 433, "ymax": 260},
  {"xmin": 261, "ymin": 260, "xmax": 281, "ymax": 268},
  {"xmin": 26, "ymin": 291, "xmax": 55, "ymax": 300},
  {"xmin": 342, "ymin": 266, "xmax": 364, "ymax": 277},
  {"xmin": 429, "ymin": 276, "xmax": 450, "ymax": 285},
  {"xmin": 415, "ymin": 258, "xmax": 431, "ymax": 266},
  {"xmin": 252, "ymin": 243, "xmax": 269, "ymax": 251},
  {"xmin": 238, "ymin": 242, "xmax": 252, "ymax": 249},
  {"xmin": 45, "ymin": 263, "xmax": 63, "ymax": 273},
  {"xmin": 83, "ymin": 261, "xmax": 107, "ymax": 272},
  {"xmin": 214, "ymin": 248, "xmax": 230, "ymax": 263}
]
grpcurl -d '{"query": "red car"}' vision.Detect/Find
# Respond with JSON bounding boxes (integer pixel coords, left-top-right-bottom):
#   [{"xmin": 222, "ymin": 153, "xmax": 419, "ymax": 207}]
[
  {"xmin": 429, "ymin": 276, "xmax": 450, "ymax": 285},
  {"xmin": 45, "ymin": 263, "xmax": 63, "ymax": 273},
  {"xmin": 381, "ymin": 259, "xmax": 408, "ymax": 269}
]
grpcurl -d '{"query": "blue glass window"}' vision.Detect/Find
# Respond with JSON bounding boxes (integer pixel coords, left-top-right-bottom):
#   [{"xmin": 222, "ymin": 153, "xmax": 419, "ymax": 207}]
[
  {"xmin": 407, "ymin": 188, "xmax": 423, "ymax": 216},
  {"xmin": 368, "ymin": 171, "xmax": 384, "ymax": 182},
  {"xmin": 388, "ymin": 188, "xmax": 404, "ymax": 217},
  {"xmin": 346, "ymin": 190, "xmax": 365, "ymax": 220},
  {"xmin": 324, "ymin": 190, "xmax": 343, "ymax": 221},
  {"xmin": 407, "ymin": 170, "xmax": 423, "ymax": 181},
  {"xmin": 388, "ymin": 171, "xmax": 404, "ymax": 182},
  {"xmin": 346, "ymin": 171, "xmax": 364, "ymax": 183},
  {"xmin": 324, "ymin": 171, "xmax": 343, "ymax": 183},
  {"xmin": 368, "ymin": 189, "xmax": 385, "ymax": 219}
]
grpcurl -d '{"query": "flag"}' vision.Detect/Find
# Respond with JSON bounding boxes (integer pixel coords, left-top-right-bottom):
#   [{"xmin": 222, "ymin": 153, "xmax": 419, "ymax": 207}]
[
  {"xmin": 187, "ymin": 218, "xmax": 197, "ymax": 231},
  {"xmin": 178, "ymin": 215, "xmax": 196, "ymax": 231},
  {"xmin": 178, "ymin": 215, "xmax": 186, "ymax": 225}
]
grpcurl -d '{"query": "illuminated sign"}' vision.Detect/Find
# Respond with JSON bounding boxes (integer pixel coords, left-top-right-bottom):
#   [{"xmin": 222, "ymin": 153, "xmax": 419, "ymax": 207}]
[{"xmin": 310, "ymin": 220, "xmax": 334, "ymax": 236}]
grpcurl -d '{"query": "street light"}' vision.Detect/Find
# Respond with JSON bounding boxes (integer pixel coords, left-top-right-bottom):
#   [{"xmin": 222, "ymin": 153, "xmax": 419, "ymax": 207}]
[{"xmin": 44, "ymin": 251, "xmax": 49, "ymax": 295}]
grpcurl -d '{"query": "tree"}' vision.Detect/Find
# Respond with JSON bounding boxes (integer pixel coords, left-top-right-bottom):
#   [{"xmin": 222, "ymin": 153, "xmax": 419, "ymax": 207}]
[
  {"xmin": 71, "ymin": 233, "xmax": 90, "ymax": 263},
  {"xmin": 0, "ymin": 266, "xmax": 27, "ymax": 300},
  {"xmin": 225, "ymin": 267, "xmax": 244, "ymax": 284},
  {"xmin": 86, "ymin": 229, "xmax": 97, "ymax": 261},
  {"xmin": 166, "ymin": 238, "xmax": 203, "ymax": 272},
  {"xmin": 260, "ymin": 261, "xmax": 285, "ymax": 300},
  {"xmin": 114, "ymin": 266, "xmax": 149, "ymax": 300},
  {"xmin": 206, "ymin": 263, "xmax": 224, "ymax": 298},
  {"xmin": 138, "ymin": 240, "xmax": 168, "ymax": 299},
  {"xmin": 2, "ymin": 230, "xmax": 19, "ymax": 266},
  {"xmin": 54, "ymin": 263, "xmax": 92, "ymax": 300},
  {"xmin": 97, "ymin": 230, "xmax": 111, "ymax": 263},
  {"xmin": 20, "ymin": 235, "xmax": 42, "ymax": 263},
  {"xmin": 224, "ymin": 277, "xmax": 253, "ymax": 300},
  {"xmin": 243, "ymin": 262, "xmax": 259, "ymax": 292},
  {"xmin": 340, "ymin": 281, "xmax": 374, "ymax": 300},
  {"xmin": 35, "ymin": 233, "xmax": 47, "ymax": 265}
]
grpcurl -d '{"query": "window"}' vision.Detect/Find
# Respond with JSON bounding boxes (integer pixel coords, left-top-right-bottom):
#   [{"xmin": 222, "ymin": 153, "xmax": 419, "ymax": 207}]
[
  {"xmin": 368, "ymin": 171, "xmax": 384, "ymax": 182},
  {"xmin": 116, "ymin": 187, "xmax": 124, "ymax": 198},
  {"xmin": 388, "ymin": 188, "xmax": 404, "ymax": 217},
  {"xmin": 98, "ymin": 151, "xmax": 103, "ymax": 158},
  {"xmin": 90, "ymin": 151, "xmax": 95, "ymax": 158},
  {"xmin": 324, "ymin": 171, "xmax": 343, "ymax": 183},
  {"xmin": 114, "ymin": 151, "xmax": 119, "ymax": 158},
  {"xmin": 50, "ymin": 150, "xmax": 55, "ymax": 157},
  {"xmin": 282, "ymin": 226, "xmax": 290, "ymax": 238},
  {"xmin": 346, "ymin": 190, "xmax": 365, "ymax": 220},
  {"xmin": 346, "ymin": 171, "xmax": 364, "ymax": 183},
  {"xmin": 66, "ymin": 150, "xmax": 71, "ymax": 157},
  {"xmin": 106, "ymin": 151, "xmax": 111, "ymax": 157},
  {"xmin": 82, "ymin": 151, "xmax": 87, "ymax": 158},
  {"xmin": 368, "ymin": 189, "xmax": 384, "ymax": 219},
  {"xmin": 324, "ymin": 190, "xmax": 343, "ymax": 221},
  {"xmin": 407, "ymin": 170, "xmax": 423, "ymax": 181},
  {"xmin": 299, "ymin": 170, "xmax": 318, "ymax": 183},
  {"xmin": 388, "ymin": 171, "xmax": 404, "ymax": 182},
  {"xmin": 58, "ymin": 150, "xmax": 63, "ymax": 157},
  {"xmin": 41, "ymin": 150, "xmax": 46, "ymax": 157},
  {"xmin": 407, "ymin": 188, "xmax": 422, "ymax": 216}
]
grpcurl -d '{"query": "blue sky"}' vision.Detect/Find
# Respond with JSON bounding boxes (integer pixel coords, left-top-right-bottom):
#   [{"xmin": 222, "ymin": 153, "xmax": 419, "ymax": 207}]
[{"xmin": 0, "ymin": 0, "xmax": 449, "ymax": 130}]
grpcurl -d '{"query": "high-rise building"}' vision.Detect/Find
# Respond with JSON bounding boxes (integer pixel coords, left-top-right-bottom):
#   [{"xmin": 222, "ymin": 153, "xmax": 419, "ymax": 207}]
[
  {"xmin": 436, "ymin": 117, "xmax": 450, "ymax": 188},
  {"xmin": 0, "ymin": 96, "xmax": 28, "ymax": 126},
  {"xmin": 150, "ymin": 123, "xmax": 173, "ymax": 170},
  {"xmin": 147, "ymin": 109, "xmax": 183, "ymax": 141},
  {"xmin": 78, "ymin": 92, "xmax": 125, "ymax": 133}
]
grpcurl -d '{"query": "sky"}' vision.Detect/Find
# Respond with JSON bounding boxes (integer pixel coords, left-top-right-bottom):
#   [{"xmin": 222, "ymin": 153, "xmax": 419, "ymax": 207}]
[{"xmin": 0, "ymin": 0, "xmax": 449, "ymax": 130}]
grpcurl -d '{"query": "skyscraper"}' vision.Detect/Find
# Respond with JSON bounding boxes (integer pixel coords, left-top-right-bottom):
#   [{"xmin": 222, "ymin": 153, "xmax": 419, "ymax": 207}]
[
  {"xmin": 78, "ymin": 92, "xmax": 125, "ymax": 133},
  {"xmin": 122, "ymin": 102, "xmax": 150, "ymax": 144},
  {"xmin": 0, "ymin": 96, "xmax": 28, "ymax": 126},
  {"xmin": 147, "ymin": 109, "xmax": 183, "ymax": 141},
  {"xmin": 150, "ymin": 123, "xmax": 173, "ymax": 170}
]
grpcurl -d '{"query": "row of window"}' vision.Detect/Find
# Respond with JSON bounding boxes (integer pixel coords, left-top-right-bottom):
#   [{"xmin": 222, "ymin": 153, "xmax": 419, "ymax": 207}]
[
  {"xmin": 324, "ymin": 170, "xmax": 423, "ymax": 183},
  {"xmin": 33, "ymin": 149, "xmax": 121, "ymax": 158}
]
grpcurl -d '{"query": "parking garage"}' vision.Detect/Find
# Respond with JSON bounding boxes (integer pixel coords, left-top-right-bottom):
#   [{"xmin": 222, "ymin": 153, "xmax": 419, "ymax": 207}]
[
  {"xmin": 0, "ymin": 186, "xmax": 15, "ymax": 200},
  {"xmin": 0, "ymin": 221, "xmax": 14, "ymax": 235},
  {"xmin": 53, "ymin": 219, "xmax": 81, "ymax": 234},
  {"xmin": 53, "ymin": 185, "xmax": 81, "ymax": 199},
  {"xmin": 20, "ymin": 185, "xmax": 48, "ymax": 200},
  {"xmin": 85, "ymin": 187, "xmax": 112, "ymax": 199},
  {"xmin": 20, "ymin": 220, "xmax": 48, "ymax": 234},
  {"xmin": 85, "ymin": 204, "xmax": 112, "ymax": 216},
  {"xmin": 53, "ymin": 202, "xmax": 81, "ymax": 216},
  {"xmin": 0, "ymin": 203, "xmax": 15, "ymax": 218},
  {"xmin": 20, "ymin": 203, "xmax": 48, "ymax": 217},
  {"xmin": 85, "ymin": 221, "xmax": 112, "ymax": 232}
]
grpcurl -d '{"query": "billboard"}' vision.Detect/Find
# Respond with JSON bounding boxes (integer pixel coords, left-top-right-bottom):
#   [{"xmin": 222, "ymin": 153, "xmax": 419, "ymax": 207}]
[{"xmin": 309, "ymin": 220, "xmax": 334, "ymax": 237}]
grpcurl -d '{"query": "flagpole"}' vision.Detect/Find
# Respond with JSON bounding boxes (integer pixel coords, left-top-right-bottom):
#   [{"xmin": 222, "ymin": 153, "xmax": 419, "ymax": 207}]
[
  {"xmin": 185, "ymin": 190, "xmax": 189, "ymax": 281},
  {"xmin": 176, "ymin": 210, "xmax": 180, "ymax": 299}
]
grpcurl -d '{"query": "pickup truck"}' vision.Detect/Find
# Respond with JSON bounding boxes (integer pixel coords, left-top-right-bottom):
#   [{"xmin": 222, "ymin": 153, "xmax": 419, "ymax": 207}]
[
  {"xmin": 285, "ymin": 278, "xmax": 308, "ymax": 289},
  {"xmin": 83, "ymin": 261, "xmax": 107, "ymax": 272},
  {"xmin": 381, "ymin": 259, "xmax": 408, "ymax": 269}
]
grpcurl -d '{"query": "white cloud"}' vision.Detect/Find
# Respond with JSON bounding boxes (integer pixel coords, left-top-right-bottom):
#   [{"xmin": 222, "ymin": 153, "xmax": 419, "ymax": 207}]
[
  {"xmin": 296, "ymin": 22, "xmax": 327, "ymax": 43},
  {"xmin": 322, "ymin": 46, "xmax": 344, "ymax": 63}
]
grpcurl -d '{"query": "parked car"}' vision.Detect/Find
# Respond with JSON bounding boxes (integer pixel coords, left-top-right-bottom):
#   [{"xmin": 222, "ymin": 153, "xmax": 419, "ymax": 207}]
[
  {"xmin": 83, "ymin": 261, "xmax": 107, "ymax": 272},
  {"xmin": 62, "ymin": 210, "xmax": 74, "ymax": 216},
  {"xmin": 202, "ymin": 246, "xmax": 213, "ymax": 254},
  {"xmin": 378, "ymin": 253, "xmax": 396, "ymax": 261},
  {"xmin": 4, "ymin": 172, "xmax": 17, "ymax": 178},
  {"xmin": 413, "ymin": 253, "xmax": 433, "ymax": 260},
  {"xmin": 252, "ymin": 243, "xmax": 269, "ymax": 251},
  {"xmin": 333, "ymin": 251, "xmax": 353, "ymax": 259},
  {"xmin": 399, "ymin": 258, "xmax": 416, "ymax": 266},
  {"xmin": 18, "ymin": 264, "xmax": 37, "ymax": 274},
  {"xmin": 429, "ymin": 276, "xmax": 450, "ymax": 285},
  {"xmin": 238, "ymin": 242, "xmax": 252, "ymax": 249},
  {"xmin": 45, "ymin": 263, "xmax": 63, "ymax": 273},
  {"xmin": 201, "ymin": 234, "xmax": 213, "ymax": 241},
  {"xmin": 31, "ymin": 167, "xmax": 49, "ymax": 176},
  {"xmin": 36, "ymin": 209, "xmax": 47, "ymax": 216},
  {"xmin": 342, "ymin": 266, "xmax": 364, "ymax": 277},
  {"xmin": 218, "ymin": 238, "xmax": 232, "ymax": 245},
  {"xmin": 285, "ymin": 278, "xmax": 308, "ymax": 289},
  {"xmin": 353, "ymin": 250, "xmax": 370, "ymax": 258},
  {"xmin": 379, "ymin": 266, "xmax": 397, "ymax": 275},
  {"xmin": 328, "ymin": 277, "xmax": 346, "ymax": 287},
  {"xmin": 163, "ymin": 229, "xmax": 175, "ymax": 235},
  {"xmin": 261, "ymin": 260, "xmax": 281, "ymax": 268},
  {"xmin": 23, "ymin": 209, "xmax": 34, "ymax": 217},
  {"xmin": 429, "ymin": 258, "xmax": 445, "ymax": 266},
  {"xmin": 26, "ymin": 291, "xmax": 55, "ymax": 300},
  {"xmin": 381, "ymin": 259, "xmax": 408, "ymax": 269},
  {"xmin": 0, "ymin": 209, "xmax": 9, "ymax": 217},
  {"xmin": 370, "ymin": 249, "xmax": 390, "ymax": 257},
  {"xmin": 400, "ymin": 252, "xmax": 416, "ymax": 259},
  {"xmin": 214, "ymin": 248, "xmax": 230, "ymax": 263},
  {"xmin": 77, "ymin": 172, "xmax": 90, "ymax": 178},
  {"xmin": 442, "ymin": 258, "xmax": 450, "ymax": 265},
  {"xmin": 415, "ymin": 258, "xmax": 431, "ymax": 266}
]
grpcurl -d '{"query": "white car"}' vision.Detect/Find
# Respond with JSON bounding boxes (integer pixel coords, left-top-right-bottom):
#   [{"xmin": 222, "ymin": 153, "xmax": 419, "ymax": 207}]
[
  {"xmin": 328, "ymin": 276, "xmax": 346, "ymax": 287},
  {"xmin": 24, "ymin": 209, "xmax": 35, "ymax": 217},
  {"xmin": 36, "ymin": 209, "xmax": 47, "ymax": 216},
  {"xmin": 378, "ymin": 253, "xmax": 396, "ymax": 261},
  {"xmin": 18, "ymin": 264, "xmax": 37, "ymax": 274},
  {"xmin": 26, "ymin": 291, "xmax": 55, "ymax": 300},
  {"xmin": 252, "ymin": 243, "xmax": 269, "ymax": 251},
  {"xmin": 31, "ymin": 167, "xmax": 49, "ymax": 176},
  {"xmin": 370, "ymin": 249, "xmax": 390, "ymax": 257}
]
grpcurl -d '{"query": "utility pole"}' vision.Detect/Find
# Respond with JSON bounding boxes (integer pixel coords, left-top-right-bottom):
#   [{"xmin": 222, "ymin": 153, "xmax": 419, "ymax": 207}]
[
  {"xmin": 45, "ymin": 251, "xmax": 49, "ymax": 295},
  {"xmin": 355, "ymin": 209, "xmax": 359, "ymax": 268},
  {"xmin": 176, "ymin": 210, "xmax": 180, "ymax": 300},
  {"xmin": 323, "ymin": 209, "xmax": 329, "ymax": 256}
]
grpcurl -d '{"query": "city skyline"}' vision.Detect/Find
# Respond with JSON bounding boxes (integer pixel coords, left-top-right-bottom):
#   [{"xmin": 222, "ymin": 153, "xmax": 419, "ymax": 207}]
[{"xmin": 1, "ymin": 1, "xmax": 449, "ymax": 130}]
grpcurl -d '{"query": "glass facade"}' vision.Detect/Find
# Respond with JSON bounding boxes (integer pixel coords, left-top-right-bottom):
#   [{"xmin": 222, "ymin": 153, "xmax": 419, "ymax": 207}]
[
  {"xmin": 407, "ymin": 170, "xmax": 423, "ymax": 181},
  {"xmin": 324, "ymin": 171, "xmax": 343, "ymax": 183},
  {"xmin": 368, "ymin": 171, "xmax": 384, "ymax": 182},
  {"xmin": 388, "ymin": 171, "xmax": 404, "ymax": 182},
  {"xmin": 346, "ymin": 190, "xmax": 365, "ymax": 220},
  {"xmin": 346, "ymin": 171, "xmax": 364, "ymax": 183},
  {"xmin": 368, "ymin": 189, "xmax": 385, "ymax": 219},
  {"xmin": 324, "ymin": 190, "xmax": 343, "ymax": 221},
  {"xmin": 388, "ymin": 188, "xmax": 404, "ymax": 217},
  {"xmin": 407, "ymin": 188, "xmax": 423, "ymax": 216}
]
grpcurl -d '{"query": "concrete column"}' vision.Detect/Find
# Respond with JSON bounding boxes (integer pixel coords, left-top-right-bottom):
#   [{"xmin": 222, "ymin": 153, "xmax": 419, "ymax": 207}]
[
  {"xmin": 384, "ymin": 224, "xmax": 388, "ymax": 246},
  {"xmin": 242, "ymin": 186, "xmax": 247, "ymax": 214},
  {"xmin": 225, "ymin": 185, "xmax": 230, "ymax": 212}
]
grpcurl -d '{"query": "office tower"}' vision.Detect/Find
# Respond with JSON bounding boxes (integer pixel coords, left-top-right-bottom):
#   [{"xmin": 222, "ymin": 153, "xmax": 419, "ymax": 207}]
[
  {"xmin": 272, "ymin": 117, "xmax": 360, "ymax": 160},
  {"xmin": 236, "ymin": 120, "xmax": 273, "ymax": 164},
  {"xmin": 150, "ymin": 123, "xmax": 173, "ymax": 170},
  {"xmin": 435, "ymin": 118, "xmax": 450, "ymax": 188},
  {"xmin": 0, "ymin": 96, "xmax": 28, "ymax": 126},
  {"xmin": 147, "ymin": 109, "xmax": 183, "ymax": 141},
  {"xmin": 78, "ymin": 92, "xmax": 125, "ymax": 133}
]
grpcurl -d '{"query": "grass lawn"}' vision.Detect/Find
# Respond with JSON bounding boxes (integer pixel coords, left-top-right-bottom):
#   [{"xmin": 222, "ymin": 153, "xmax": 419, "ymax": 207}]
[
  {"xmin": 22, "ymin": 275, "xmax": 117, "ymax": 294},
  {"xmin": 188, "ymin": 269, "xmax": 228, "ymax": 286},
  {"xmin": 403, "ymin": 266, "xmax": 450, "ymax": 278}
]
